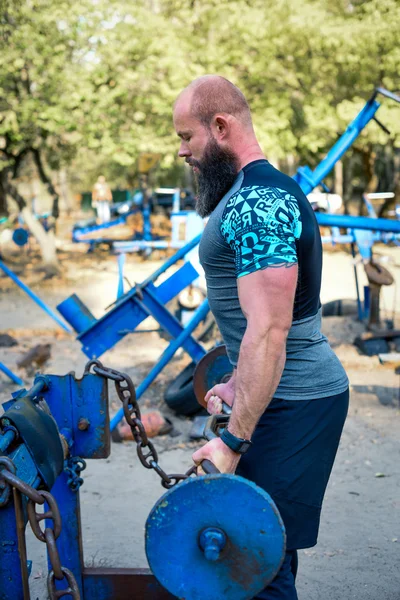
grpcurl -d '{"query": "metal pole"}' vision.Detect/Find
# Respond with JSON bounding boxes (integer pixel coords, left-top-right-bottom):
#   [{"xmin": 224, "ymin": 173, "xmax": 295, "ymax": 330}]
[
  {"xmin": 117, "ymin": 253, "xmax": 126, "ymax": 299},
  {"xmin": 110, "ymin": 298, "xmax": 209, "ymax": 430},
  {"xmin": 0, "ymin": 362, "xmax": 24, "ymax": 386},
  {"xmin": 0, "ymin": 429, "xmax": 17, "ymax": 453},
  {"xmin": 141, "ymin": 234, "xmax": 202, "ymax": 287},
  {"xmin": 315, "ymin": 213, "xmax": 400, "ymax": 234},
  {"xmin": 0, "ymin": 261, "xmax": 72, "ymax": 333}
]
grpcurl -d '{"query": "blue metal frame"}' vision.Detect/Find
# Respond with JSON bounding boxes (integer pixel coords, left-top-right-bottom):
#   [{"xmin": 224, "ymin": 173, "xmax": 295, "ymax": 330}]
[
  {"xmin": 109, "ymin": 299, "xmax": 208, "ymax": 431},
  {"xmin": 72, "ymin": 209, "xmax": 139, "ymax": 242},
  {"xmin": 72, "ymin": 206, "xmax": 155, "ymax": 252}
]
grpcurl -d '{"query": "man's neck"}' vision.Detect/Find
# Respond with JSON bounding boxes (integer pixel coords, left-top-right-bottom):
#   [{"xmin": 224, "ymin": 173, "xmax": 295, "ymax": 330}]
[{"xmin": 236, "ymin": 142, "xmax": 266, "ymax": 170}]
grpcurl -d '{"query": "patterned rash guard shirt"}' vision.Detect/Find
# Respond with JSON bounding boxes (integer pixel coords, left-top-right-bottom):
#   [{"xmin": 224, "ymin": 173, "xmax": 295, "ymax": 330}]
[{"xmin": 199, "ymin": 159, "xmax": 348, "ymax": 400}]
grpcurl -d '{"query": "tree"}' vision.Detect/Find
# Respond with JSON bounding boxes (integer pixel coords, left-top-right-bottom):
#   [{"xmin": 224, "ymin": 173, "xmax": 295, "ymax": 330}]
[{"xmin": 0, "ymin": 0, "xmax": 97, "ymax": 272}]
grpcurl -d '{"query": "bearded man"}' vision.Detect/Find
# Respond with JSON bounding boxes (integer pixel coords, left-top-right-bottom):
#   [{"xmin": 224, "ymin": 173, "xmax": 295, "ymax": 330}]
[{"xmin": 173, "ymin": 75, "xmax": 349, "ymax": 600}]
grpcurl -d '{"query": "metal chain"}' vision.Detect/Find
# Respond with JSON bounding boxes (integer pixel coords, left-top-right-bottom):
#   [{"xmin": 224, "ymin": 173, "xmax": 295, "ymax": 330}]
[
  {"xmin": 85, "ymin": 359, "xmax": 198, "ymax": 489},
  {"xmin": 65, "ymin": 457, "xmax": 87, "ymax": 492},
  {"xmin": 0, "ymin": 460, "xmax": 80, "ymax": 599}
]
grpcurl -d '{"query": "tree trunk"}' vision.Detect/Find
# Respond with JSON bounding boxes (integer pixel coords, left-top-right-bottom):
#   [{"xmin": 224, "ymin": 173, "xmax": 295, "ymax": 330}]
[
  {"xmin": 21, "ymin": 207, "xmax": 60, "ymax": 276},
  {"xmin": 334, "ymin": 160, "xmax": 343, "ymax": 198},
  {"xmin": 0, "ymin": 169, "xmax": 10, "ymax": 216},
  {"xmin": 359, "ymin": 146, "xmax": 378, "ymax": 215},
  {"xmin": 32, "ymin": 149, "xmax": 60, "ymax": 219}
]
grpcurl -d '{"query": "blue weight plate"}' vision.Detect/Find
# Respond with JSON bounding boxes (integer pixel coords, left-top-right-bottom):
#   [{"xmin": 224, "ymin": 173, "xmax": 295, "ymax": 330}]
[{"xmin": 145, "ymin": 473, "xmax": 286, "ymax": 600}]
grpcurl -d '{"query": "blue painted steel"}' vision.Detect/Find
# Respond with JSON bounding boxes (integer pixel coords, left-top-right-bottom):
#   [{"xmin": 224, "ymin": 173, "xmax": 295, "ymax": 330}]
[
  {"xmin": 46, "ymin": 471, "xmax": 84, "ymax": 598},
  {"xmin": 353, "ymin": 228, "xmax": 376, "ymax": 260},
  {"xmin": 0, "ymin": 494, "xmax": 25, "ymax": 599},
  {"xmin": 0, "ymin": 361, "xmax": 24, "ymax": 385},
  {"xmin": 72, "ymin": 209, "xmax": 138, "ymax": 242},
  {"xmin": 140, "ymin": 234, "xmax": 201, "ymax": 285},
  {"xmin": 363, "ymin": 285, "xmax": 370, "ymax": 319},
  {"xmin": 41, "ymin": 372, "xmax": 110, "ymax": 460},
  {"xmin": 143, "ymin": 204, "xmax": 152, "ymax": 241},
  {"xmin": 110, "ymin": 299, "xmax": 209, "ymax": 430},
  {"xmin": 113, "ymin": 239, "xmax": 186, "ymax": 253},
  {"xmin": 315, "ymin": 212, "xmax": 400, "ymax": 234},
  {"xmin": 57, "ymin": 293, "xmax": 97, "ymax": 334},
  {"xmin": 117, "ymin": 253, "xmax": 126, "ymax": 299},
  {"xmin": 199, "ymin": 528, "xmax": 227, "ymax": 561},
  {"xmin": 294, "ymin": 98, "xmax": 381, "ymax": 194},
  {"xmin": 71, "ymin": 261, "xmax": 200, "ymax": 358},
  {"xmin": 0, "ymin": 260, "xmax": 72, "ymax": 333},
  {"xmin": 0, "ymin": 429, "xmax": 16, "ymax": 452},
  {"xmin": 135, "ymin": 285, "xmax": 205, "ymax": 360},
  {"xmin": 146, "ymin": 473, "xmax": 286, "ymax": 600},
  {"xmin": 0, "ymin": 444, "xmax": 42, "ymax": 600}
]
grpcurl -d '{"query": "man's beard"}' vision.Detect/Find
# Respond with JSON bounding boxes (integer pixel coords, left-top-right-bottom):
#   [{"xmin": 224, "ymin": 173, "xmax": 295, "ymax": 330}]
[{"xmin": 189, "ymin": 138, "xmax": 239, "ymax": 218}]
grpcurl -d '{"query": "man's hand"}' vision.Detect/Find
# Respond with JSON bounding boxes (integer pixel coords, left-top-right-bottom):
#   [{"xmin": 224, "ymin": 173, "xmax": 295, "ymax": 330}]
[
  {"xmin": 205, "ymin": 381, "xmax": 235, "ymax": 414},
  {"xmin": 192, "ymin": 437, "xmax": 240, "ymax": 475}
]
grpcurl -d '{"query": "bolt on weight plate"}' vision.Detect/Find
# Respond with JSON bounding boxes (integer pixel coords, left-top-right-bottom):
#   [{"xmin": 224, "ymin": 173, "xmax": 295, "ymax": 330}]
[
  {"xmin": 145, "ymin": 473, "xmax": 286, "ymax": 600},
  {"xmin": 193, "ymin": 345, "xmax": 233, "ymax": 409}
]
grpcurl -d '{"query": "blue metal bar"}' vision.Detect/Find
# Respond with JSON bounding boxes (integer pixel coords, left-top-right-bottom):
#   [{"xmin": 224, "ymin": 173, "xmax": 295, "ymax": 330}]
[
  {"xmin": 117, "ymin": 253, "xmax": 126, "ymax": 299},
  {"xmin": 72, "ymin": 209, "xmax": 138, "ymax": 241},
  {"xmin": 142, "ymin": 204, "xmax": 152, "ymax": 241},
  {"xmin": 139, "ymin": 234, "xmax": 202, "ymax": 289},
  {"xmin": 315, "ymin": 212, "xmax": 400, "ymax": 233},
  {"xmin": 46, "ymin": 472, "xmax": 84, "ymax": 597},
  {"xmin": 0, "ymin": 362, "xmax": 24, "ymax": 386},
  {"xmin": 110, "ymin": 299, "xmax": 209, "ymax": 430},
  {"xmin": 0, "ymin": 260, "xmax": 72, "ymax": 333},
  {"xmin": 136, "ymin": 285, "xmax": 206, "ymax": 361},
  {"xmin": 0, "ymin": 495, "xmax": 25, "ymax": 599},
  {"xmin": 294, "ymin": 98, "xmax": 381, "ymax": 194},
  {"xmin": 0, "ymin": 429, "xmax": 16, "ymax": 452},
  {"xmin": 74, "ymin": 261, "xmax": 199, "ymax": 358}
]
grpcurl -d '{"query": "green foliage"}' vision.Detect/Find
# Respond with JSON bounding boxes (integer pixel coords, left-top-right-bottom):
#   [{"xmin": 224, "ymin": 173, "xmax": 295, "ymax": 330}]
[{"xmin": 1, "ymin": 0, "xmax": 399, "ymax": 188}]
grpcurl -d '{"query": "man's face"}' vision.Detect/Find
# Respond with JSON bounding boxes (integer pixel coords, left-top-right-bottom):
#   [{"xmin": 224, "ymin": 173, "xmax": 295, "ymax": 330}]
[{"xmin": 174, "ymin": 102, "xmax": 239, "ymax": 217}]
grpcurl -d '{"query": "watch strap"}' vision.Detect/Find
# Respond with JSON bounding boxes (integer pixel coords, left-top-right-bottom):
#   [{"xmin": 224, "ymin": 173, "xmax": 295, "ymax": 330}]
[{"xmin": 221, "ymin": 428, "xmax": 252, "ymax": 454}]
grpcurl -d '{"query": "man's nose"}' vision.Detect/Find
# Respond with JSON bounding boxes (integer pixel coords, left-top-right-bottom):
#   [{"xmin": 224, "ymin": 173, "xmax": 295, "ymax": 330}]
[{"xmin": 178, "ymin": 142, "xmax": 191, "ymax": 158}]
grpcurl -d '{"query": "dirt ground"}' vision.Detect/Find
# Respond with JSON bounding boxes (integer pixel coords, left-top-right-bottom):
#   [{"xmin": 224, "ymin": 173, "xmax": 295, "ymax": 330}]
[{"xmin": 0, "ymin": 234, "xmax": 399, "ymax": 600}]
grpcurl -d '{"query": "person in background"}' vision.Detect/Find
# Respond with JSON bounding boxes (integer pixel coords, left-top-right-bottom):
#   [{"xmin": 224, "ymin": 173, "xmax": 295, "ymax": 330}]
[{"xmin": 92, "ymin": 175, "xmax": 112, "ymax": 223}]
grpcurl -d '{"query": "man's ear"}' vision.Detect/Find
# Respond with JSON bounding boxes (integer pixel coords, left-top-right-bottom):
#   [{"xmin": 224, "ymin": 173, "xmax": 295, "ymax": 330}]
[{"xmin": 211, "ymin": 114, "xmax": 230, "ymax": 140}]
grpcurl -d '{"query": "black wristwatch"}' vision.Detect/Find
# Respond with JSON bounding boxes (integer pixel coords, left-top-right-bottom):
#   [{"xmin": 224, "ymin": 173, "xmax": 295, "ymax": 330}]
[{"xmin": 221, "ymin": 428, "xmax": 252, "ymax": 454}]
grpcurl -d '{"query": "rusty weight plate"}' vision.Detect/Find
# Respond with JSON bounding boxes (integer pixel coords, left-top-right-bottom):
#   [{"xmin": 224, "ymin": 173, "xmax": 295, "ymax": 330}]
[{"xmin": 193, "ymin": 345, "xmax": 233, "ymax": 409}]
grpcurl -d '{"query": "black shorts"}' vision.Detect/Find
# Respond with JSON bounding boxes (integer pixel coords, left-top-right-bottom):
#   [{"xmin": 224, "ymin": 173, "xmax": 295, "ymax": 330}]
[{"xmin": 236, "ymin": 388, "xmax": 349, "ymax": 550}]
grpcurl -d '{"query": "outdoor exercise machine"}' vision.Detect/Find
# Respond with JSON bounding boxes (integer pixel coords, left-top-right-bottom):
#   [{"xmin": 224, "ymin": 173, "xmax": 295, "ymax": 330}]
[
  {"xmin": 72, "ymin": 205, "xmax": 152, "ymax": 251},
  {"xmin": 0, "ymin": 360, "xmax": 285, "ymax": 600},
  {"xmin": 57, "ymin": 235, "xmax": 210, "ymax": 431}
]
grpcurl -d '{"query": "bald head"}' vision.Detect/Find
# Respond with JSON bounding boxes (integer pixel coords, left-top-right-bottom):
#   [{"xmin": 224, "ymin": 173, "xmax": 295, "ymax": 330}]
[{"xmin": 176, "ymin": 75, "xmax": 252, "ymax": 129}]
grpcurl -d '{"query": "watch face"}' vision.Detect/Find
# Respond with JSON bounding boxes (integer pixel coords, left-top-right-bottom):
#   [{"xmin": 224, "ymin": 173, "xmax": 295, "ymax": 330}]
[{"xmin": 240, "ymin": 441, "xmax": 252, "ymax": 453}]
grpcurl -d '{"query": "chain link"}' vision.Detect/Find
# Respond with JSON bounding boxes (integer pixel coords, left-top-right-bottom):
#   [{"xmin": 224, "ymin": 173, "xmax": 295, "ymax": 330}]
[
  {"xmin": 86, "ymin": 359, "xmax": 198, "ymax": 489},
  {"xmin": 65, "ymin": 457, "xmax": 86, "ymax": 492},
  {"xmin": 0, "ymin": 459, "xmax": 81, "ymax": 599}
]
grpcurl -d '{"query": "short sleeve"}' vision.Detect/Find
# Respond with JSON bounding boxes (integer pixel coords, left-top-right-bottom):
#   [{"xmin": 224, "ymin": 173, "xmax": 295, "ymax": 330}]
[{"xmin": 220, "ymin": 186, "xmax": 302, "ymax": 278}]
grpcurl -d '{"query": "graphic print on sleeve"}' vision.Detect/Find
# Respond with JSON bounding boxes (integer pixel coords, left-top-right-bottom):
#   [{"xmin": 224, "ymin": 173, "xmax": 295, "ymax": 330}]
[{"xmin": 220, "ymin": 186, "xmax": 302, "ymax": 278}]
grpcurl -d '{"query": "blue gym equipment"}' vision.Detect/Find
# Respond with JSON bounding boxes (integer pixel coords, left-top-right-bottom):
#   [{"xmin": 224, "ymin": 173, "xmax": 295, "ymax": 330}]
[{"xmin": 0, "ymin": 361, "xmax": 286, "ymax": 600}]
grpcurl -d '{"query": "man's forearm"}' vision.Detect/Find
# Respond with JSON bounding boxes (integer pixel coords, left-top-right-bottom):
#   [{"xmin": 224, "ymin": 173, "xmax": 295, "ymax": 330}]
[{"xmin": 227, "ymin": 326, "xmax": 287, "ymax": 440}]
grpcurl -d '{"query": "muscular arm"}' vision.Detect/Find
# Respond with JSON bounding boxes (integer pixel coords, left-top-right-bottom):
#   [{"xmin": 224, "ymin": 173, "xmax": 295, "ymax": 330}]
[{"xmin": 227, "ymin": 264, "xmax": 298, "ymax": 439}]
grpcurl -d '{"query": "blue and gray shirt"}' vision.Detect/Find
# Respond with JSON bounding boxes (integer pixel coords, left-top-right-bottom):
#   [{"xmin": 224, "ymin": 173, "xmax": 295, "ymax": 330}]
[{"xmin": 199, "ymin": 159, "xmax": 348, "ymax": 400}]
